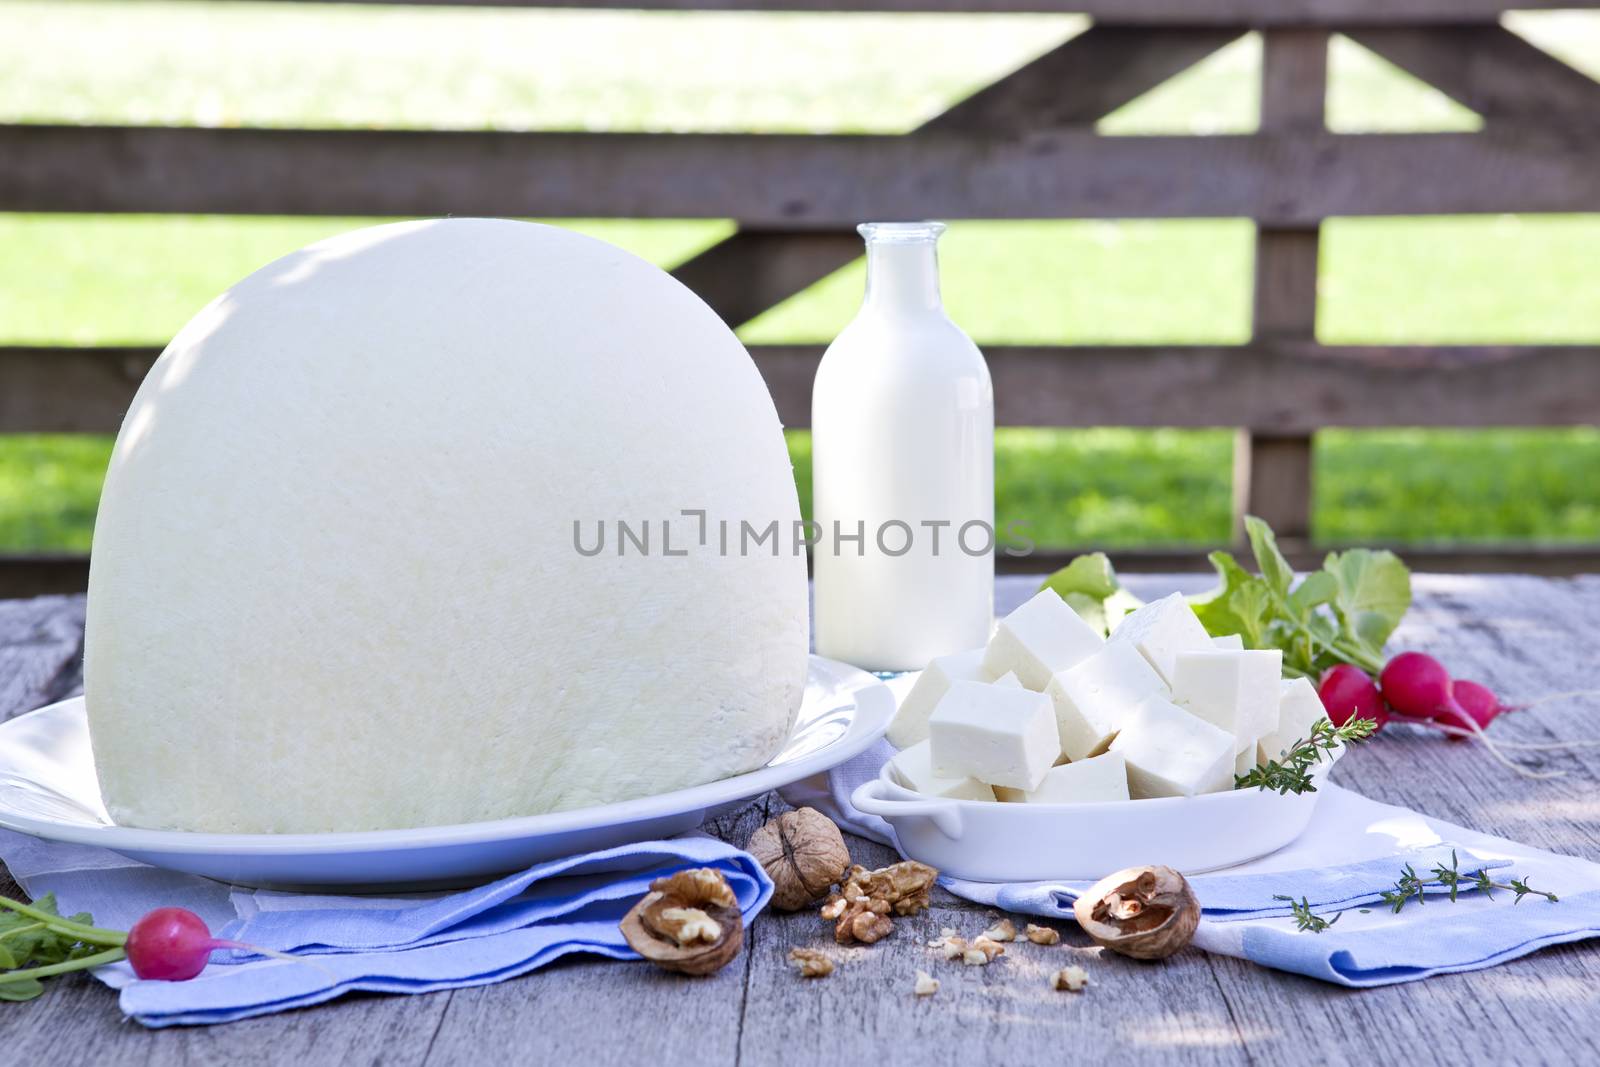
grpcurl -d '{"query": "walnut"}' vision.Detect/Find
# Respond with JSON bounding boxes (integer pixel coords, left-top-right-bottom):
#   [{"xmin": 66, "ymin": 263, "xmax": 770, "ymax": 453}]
[
  {"xmin": 913, "ymin": 970, "xmax": 940, "ymax": 996},
  {"xmin": 620, "ymin": 867, "xmax": 743, "ymax": 976},
  {"xmin": 787, "ymin": 947, "xmax": 835, "ymax": 978},
  {"xmin": 833, "ymin": 898, "xmax": 894, "ymax": 945},
  {"xmin": 981, "ymin": 918, "xmax": 1016, "ymax": 942},
  {"xmin": 961, "ymin": 936, "xmax": 1005, "ymax": 966},
  {"xmin": 835, "ymin": 861, "xmax": 938, "ymax": 917},
  {"xmin": 1051, "ymin": 965, "xmax": 1090, "ymax": 992},
  {"xmin": 1024, "ymin": 924, "xmax": 1061, "ymax": 946},
  {"xmin": 655, "ymin": 907, "xmax": 721, "ymax": 945},
  {"xmin": 1072, "ymin": 865, "xmax": 1200, "ymax": 961},
  {"xmin": 746, "ymin": 808, "xmax": 852, "ymax": 911}
]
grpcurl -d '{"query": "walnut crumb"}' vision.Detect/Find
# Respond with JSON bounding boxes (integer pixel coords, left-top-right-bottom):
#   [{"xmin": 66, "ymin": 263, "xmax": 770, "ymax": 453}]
[
  {"xmin": 981, "ymin": 918, "xmax": 1016, "ymax": 942},
  {"xmin": 788, "ymin": 947, "xmax": 835, "ymax": 978},
  {"xmin": 939, "ymin": 936, "xmax": 968, "ymax": 960},
  {"xmin": 913, "ymin": 970, "xmax": 940, "ymax": 996},
  {"xmin": 962, "ymin": 936, "xmax": 1005, "ymax": 966},
  {"xmin": 1051, "ymin": 965, "xmax": 1090, "ymax": 992},
  {"xmin": 1024, "ymin": 924, "xmax": 1061, "ymax": 946}
]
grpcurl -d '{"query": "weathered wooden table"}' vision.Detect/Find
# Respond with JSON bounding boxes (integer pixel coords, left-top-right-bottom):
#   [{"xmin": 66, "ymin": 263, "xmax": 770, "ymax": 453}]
[{"xmin": 2, "ymin": 575, "xmax": 1598, "ymax": 1064}]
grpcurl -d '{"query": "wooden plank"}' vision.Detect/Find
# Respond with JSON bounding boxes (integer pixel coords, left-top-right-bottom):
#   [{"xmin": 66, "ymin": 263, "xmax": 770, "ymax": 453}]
[
  {"xmin": 0, "ymin": 558, "xmax": 92, "ymax": 598},
  {"xmin": 8, "ymin": 543, "xmax": 1600, "ymax": 600},
  {"xmin": 676, "ymin": 25, "xmax": 1244, "ymax": 325},
  {"xmin": 0, "ymin": 346, "xmax": 152, "ymax": 435},
  {"xmin": 1235, "ymin": 433, "xmax": 1316, "ymax": 540},
  {"xmin": 1013, "ymin": 544, "xmax": 1600, "ymax": 575},
  {"xmin": 751, "ymin": 343, "xmax": 1600, "ymax": 431},
  {"xmin": 671, "ymin": 230, "xmax": 864, "ymax": 328},
  {"xmin": 1350, "ymin": 24, "xmax": 1600, "ymax": 121},
  {"xmin": 5, "ymin": 579, "xmax": 1600, "ymax": 1062},
  {"xmin": 163, "ymin": 0, "xmax": 1598, "ymax": 25},
  {"xmin": 4, "ymin": 126, "xmax": 1598, "ymax": 223},
  {"xmin": 9, "ymin": 343, "xmax": 1600, "ymax": 435},
  {"xmin": 0, "ymin": 594, "xmax": 86, "ymax": 725},
  {"xmin": 1245, "ymin": 28, "xmax": 1327, "ymax": 542}
]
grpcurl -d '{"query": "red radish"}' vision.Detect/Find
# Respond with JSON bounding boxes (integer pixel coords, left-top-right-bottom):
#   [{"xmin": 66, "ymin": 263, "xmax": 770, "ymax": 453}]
[
  {"xmin": 125, "ymin": 906, "xmax": 312, "ymax": 982},
  {"xmin": 1318, "ymin": 664, "xmax": 1389, "ymax": 731},
  {"xmin": 1379, "ymin": 651, "xmax": 1461, "ymax": 724},
  {"xmin": 125, "ymin": 907, "xmax": 219, "ymax": 981},
  {"xmin": 1451, "ymin": 679, "xmax": 1505, "ymax": 730}
]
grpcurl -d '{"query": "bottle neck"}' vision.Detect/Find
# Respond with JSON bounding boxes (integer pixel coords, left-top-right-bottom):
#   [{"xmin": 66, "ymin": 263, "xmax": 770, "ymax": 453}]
[{"xmin": 863, "ymin": 239, "xmax": 942, "ymax": 313}]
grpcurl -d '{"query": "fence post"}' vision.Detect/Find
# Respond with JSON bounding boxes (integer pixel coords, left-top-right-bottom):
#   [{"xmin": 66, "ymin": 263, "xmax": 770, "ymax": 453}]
[{"xmin": 1239, "ymin": 27, "xmax": 1329, "ymax": 544}]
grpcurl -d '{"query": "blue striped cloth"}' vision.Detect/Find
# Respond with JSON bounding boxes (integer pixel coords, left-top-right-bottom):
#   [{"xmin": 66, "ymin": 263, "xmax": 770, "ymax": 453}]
[
  {"xmin": 782, "ymin": 738, "xmax": 1600, "ymax": 987},
  {"xmin": 0, "ymin": 832, "xmax": 772, "ymax": 1026}
]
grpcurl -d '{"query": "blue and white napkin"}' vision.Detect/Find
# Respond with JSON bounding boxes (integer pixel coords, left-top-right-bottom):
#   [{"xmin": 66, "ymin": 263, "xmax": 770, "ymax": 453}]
[
  {"xmin": 782, "ymin": 738, "xmax": 1600, "ymax": 987},
  {"xmin": 0, "ymin": 831, "xmax": 772, "ymax": 1027}
]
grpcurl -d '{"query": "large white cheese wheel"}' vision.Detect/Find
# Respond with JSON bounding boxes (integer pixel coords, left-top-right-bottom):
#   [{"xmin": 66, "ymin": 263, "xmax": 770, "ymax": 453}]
[{"xmin": 84, "ymin": 218, "xmax": 809, "ymax": 834}]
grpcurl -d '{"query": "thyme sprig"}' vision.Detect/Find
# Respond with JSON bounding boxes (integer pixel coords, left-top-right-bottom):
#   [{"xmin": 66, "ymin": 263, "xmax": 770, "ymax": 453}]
[
  {"xmin": 1274, "ymin": 895, "xmax": 1342, "ymax": 933},
  {"xmin": 1379, "ymin": 850, "xmax": 1561, "ymax": 914},
  {"xmin": 1235, "ymin": 716, "xmax": 1379, "ymax": 795}
]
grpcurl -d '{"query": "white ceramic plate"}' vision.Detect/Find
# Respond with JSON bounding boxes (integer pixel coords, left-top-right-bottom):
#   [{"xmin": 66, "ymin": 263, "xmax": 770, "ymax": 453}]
[
  {"xmin": 852, "ymin": 755, "xmax": 1336, "ymax": 882},
  {"xmin": 0, "ymin": 655, "xmax": 892, "ymax": 890}
]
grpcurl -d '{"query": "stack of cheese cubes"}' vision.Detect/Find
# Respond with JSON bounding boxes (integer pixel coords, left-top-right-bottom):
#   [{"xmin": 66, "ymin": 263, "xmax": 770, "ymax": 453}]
[{"xmin": 885, "ymin": 589, "xmax": 1329, "ymax": 804}]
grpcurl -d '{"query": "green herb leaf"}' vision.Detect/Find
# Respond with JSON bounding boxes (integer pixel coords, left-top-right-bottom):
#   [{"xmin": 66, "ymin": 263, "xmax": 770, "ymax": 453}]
[
  {"xmin": 1041, "ymin": 552, "xmax": 1120, "ymax": 601},
  {"xmin": 0, "ymin": 894, "xmax": 128, "ymax": 1001},
  {"xmin": 1190, "ymin": 551, "xmax": 1273, "ymax": 649},
  {"xmin": 1323, "ymin": 548, "xmax": 1412, "ymax": 658},
  {"xmin": 0, "ymin": 978, "xmax": 43, "ymax": 1002},
  {"xmin": 1244, "ymin": 515, "xmax": 1296, "ymax": 601},
  {"xmin": 1039, "ymin": 553, "xmax": 1143, "ymax": 636}
]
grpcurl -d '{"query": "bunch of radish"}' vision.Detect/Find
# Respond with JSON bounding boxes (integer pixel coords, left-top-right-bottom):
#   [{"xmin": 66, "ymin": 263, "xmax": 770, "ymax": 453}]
[
  {"xmin": 0, "ymin": 898, "xmax": 318, "ymax": 999},
  {"xmin": 1318, "ymin": 653, "xmax": 1599, "ymax": 779}
]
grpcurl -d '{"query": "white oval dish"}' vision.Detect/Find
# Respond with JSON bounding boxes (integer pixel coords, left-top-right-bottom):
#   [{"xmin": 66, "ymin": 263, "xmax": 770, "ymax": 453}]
[
  {"xmin": 0, "ymin": 656, "xmax": 892, "ymax": 890},
  {"xmin": 851, "ymin": 756, "xmax": 1336, "ymax": 882}
]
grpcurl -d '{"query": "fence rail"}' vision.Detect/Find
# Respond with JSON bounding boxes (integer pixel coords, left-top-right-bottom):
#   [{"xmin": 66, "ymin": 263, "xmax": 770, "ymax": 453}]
[{"xmin": 3, "ymin": 4, "xmax": 1599, "ymax": 595}]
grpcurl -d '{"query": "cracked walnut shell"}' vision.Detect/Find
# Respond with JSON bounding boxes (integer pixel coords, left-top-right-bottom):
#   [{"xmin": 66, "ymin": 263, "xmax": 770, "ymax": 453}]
[
  {"xmin": 1072, "ymin": 865, "xmax": 1200, "ymax": 960},
  {"xmin": 747, "ymin": 808, "xmax": 852, "ymax": 911},
  {"xmin": 620, "ymin": 867, "xmax": 744, "ymax": 976}
]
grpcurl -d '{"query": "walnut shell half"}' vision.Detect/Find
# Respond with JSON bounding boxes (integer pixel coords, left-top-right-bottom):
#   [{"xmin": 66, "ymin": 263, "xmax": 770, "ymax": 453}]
[
  {"xmin": 1072, "ymin": 865, "xmax": 1200, "ymax": 960},
  {"xmin": 620, "ymin": 867, "xmax": 744, "ymax": 976},
  {"xmin": 746, "ymin": 808, "xmax": 851, "ymax": 911}
]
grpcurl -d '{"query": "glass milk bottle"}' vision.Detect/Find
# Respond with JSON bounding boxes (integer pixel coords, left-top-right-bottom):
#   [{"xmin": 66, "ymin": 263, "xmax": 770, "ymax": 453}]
[{"xmin": 811, "ymin": 221, "xmax": 994, "ymax": 672}]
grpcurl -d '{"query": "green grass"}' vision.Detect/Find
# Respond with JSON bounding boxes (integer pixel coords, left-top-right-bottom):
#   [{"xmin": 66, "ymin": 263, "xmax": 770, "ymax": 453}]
[{"xmin": 2, "ymin": 2, "xmax": 1599, "ymax": 555}]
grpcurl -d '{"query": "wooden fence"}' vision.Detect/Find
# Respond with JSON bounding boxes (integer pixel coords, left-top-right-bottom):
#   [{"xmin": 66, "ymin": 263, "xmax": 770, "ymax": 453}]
[{"xmin": 2, "ymin": 0, "xmax": 1599, "ymax": 596}]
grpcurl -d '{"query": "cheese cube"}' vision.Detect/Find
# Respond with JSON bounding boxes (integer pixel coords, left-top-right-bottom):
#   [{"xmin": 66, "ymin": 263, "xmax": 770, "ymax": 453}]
[
  {"xmin": 981, "ymin": 589, "xmax": 1103, "ymax": 690},
  {"xmin": 1109, "ymin": 694, "xmax": 1235, "ymax": 798},
  {"xmin": 1234, "ymin": 747, "xmax": 1257, "ymax": 778},
  {"xmin": 929, "ymin": 681, "xmax": 1060, "ymax": 791},
  {"xmin": 993, "ymin": 672, "xmax": 1024, "ymax": 689},
  {"xmin": 995, "ymin": 753, "xmax": 1131, "ymax": 805},
  {"xmin": 1045, "ymin": 643, "xmax": 1168, "ymax": 761},
  {"xmin": 1171, "ymin": 649, "xmax": 1282, "ymax": 754},
  {"xmin": 1212, "ymin": 633, "xmax": 1244, "ymax": 650},
  {"xmin": 886, "ymin": 647, "xmax": 985, "ymax": 749},
  {"xmin": 889, "ymin": 740, "xmax": 996, "ymax": 802},
  {"xmin": 1258, "ymin": 677, "xmax": 1329, "ymax": 764},
  {"xmin": 1107, "ymin": 593, "xmax": 1214, "ymax": 686}
]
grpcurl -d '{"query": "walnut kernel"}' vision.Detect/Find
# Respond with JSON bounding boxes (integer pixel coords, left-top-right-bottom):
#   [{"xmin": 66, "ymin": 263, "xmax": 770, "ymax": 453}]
[
  {"xmin": 962, "ymin": 936, "xmax": 1005, "ymax": 966},
  {"xmin": 981, "ymin": 918, "xmax": 1017, "ymax": 942},
  {"xmin": 788, "ymin": 947, "xmax": 835, "ymax": 978},
  {"xmin": 913, "ymin": 970, "xmax": 940, "ymax": 996},
  {"xmin": 1024, "ymin": 924, "xmax": 1061, "ymax": 946},
  {"xmin": 1051, "ymin": 965, "xmax": 1090, "ymax": 992}
]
